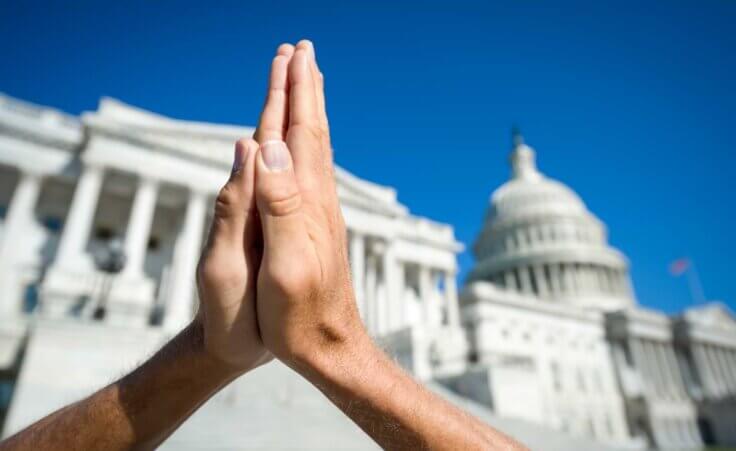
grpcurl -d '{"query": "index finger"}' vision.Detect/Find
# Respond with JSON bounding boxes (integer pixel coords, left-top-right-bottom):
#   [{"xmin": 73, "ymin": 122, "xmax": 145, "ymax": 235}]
[{"xmin": 254, "ymin": 44, "xmax": 294, "ymax": 143}]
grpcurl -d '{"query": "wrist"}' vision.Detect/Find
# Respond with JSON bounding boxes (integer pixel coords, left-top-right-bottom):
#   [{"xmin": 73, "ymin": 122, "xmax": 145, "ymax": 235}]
[
  {"xmin": 184, "ymin": 320, "xmax": 248, "ymax": 382},
  {"xmin": 291, "ymin": 324, "xmax": 384, "ymax": 392}
]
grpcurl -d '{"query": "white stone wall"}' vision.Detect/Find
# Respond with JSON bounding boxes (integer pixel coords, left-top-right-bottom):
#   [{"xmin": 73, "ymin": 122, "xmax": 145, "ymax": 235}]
[{"xmin": 461, "ymin": 282, "xmax": 632, "ymax": 446}]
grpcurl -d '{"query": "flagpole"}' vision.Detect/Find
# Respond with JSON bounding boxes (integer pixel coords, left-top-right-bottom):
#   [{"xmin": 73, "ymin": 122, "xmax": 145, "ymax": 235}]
[{"xmin": 686, "ymin": 261, "xmax": 706, "ymax": 304}]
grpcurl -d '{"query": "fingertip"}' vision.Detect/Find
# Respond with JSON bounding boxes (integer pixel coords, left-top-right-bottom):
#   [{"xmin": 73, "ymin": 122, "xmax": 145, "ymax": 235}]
[
  {"xmin": 277, "ymin": 43, "xmax": 295, "ymax": 57},
  {"xmin": 239, "ymin": 138, "xmax": 259, "ymax": 166},
  {"xmin": 236, "ymin": 138, "xmax": 258, "ymax": 162},
  {"xmin": 296, "ymin": 39, "xmax": 313, "ymax": 52}
]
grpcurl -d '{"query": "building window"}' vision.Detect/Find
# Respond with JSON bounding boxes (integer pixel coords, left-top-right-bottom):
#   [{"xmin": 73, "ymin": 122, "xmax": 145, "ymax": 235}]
[{"xmin": 23, "ymin": 284, "xmax": 39, "ymax": 313}]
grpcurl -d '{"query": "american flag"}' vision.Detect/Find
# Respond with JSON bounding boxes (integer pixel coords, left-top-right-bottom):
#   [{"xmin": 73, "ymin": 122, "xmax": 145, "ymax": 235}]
[{"xmin": 669, "ymin": 258, "xmax": 690, "ymax": 276}]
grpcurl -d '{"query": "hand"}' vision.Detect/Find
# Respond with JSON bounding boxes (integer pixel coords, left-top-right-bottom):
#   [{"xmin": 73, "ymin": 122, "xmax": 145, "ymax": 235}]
[
  {"xmin": 195, "ymin": 44, "xmax": 297, "ymax": 373},
  {"xmin": 253, "ymin": 40, "xmax": 367, "ymax": 368}
]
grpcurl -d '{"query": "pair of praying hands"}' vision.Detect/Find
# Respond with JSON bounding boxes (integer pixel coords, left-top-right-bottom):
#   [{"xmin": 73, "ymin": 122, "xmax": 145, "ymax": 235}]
[
  {"xmin": 196, "ymin": 41, "xmax": 360, "ymax": 379},
  {"xmin": 0, "ymin": 41, "xmax": 526, "ymax": 451}
]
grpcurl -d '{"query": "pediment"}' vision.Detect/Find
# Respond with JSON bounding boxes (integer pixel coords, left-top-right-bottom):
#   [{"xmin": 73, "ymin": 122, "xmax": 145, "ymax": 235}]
[{"xmin": 684, "ymin": 303, "xmax": 736, "ymax": 330}]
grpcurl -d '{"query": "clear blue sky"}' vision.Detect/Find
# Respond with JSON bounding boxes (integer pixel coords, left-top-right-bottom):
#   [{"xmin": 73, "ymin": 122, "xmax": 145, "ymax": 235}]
[{"xmin": 1, "ymin": 1, "xmax": 734, "ymax": 314}]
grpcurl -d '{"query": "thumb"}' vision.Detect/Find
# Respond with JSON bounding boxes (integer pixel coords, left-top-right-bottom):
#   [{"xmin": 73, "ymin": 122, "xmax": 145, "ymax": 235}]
[
  {"xmin": 208, "ymin": 138, "xmax": 258, "ymax": 251},
  {"xmin": 255, "ymin": 140, "xmax": 309, "ymax": 253}
]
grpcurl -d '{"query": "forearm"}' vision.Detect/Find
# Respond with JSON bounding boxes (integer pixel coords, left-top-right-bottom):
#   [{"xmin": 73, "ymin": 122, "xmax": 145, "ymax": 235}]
[
  {"xmin": 301, "ymin": 335, "xmax": 527, "ymax": 451},
  {"xmin": 1, "ymin": 321, "xmax": 239, "ymax": 451}
]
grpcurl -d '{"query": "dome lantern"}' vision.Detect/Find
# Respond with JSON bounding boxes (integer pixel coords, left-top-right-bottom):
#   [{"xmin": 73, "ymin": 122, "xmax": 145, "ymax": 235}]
[{"xmin": 509, "ymin": 127, "xmax": 541, "ymax": 181}]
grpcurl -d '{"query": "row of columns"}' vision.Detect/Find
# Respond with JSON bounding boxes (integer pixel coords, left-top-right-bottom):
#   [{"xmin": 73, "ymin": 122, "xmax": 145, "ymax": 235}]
[
  {"xmin": 495, "ymin": 263, "xmax": 630, "ymax": 299},
  {"xmin": 1, "ymin": 164, "xmax": 462, "ymax": 334},
  {"xmin": 0, "ymin": 163, "xmax": 208, "ymax": 328},
  {"xmin": 348, "ymin": 232, "xmax": 460, "ymax": 337},
  {"xmin": 0, "ymin": 170, "xmax": 44, "ymax": 315},
  {"xmin": 494, "ymin": 222, "xmax": 600, "ymax": 254},
  {"xmin": 690, "ymin": 342, "xmax": 736, "ymax": 399},
  {"xmin": 628, "ymin": 338, "xmax": 686, "ymax": 400}
]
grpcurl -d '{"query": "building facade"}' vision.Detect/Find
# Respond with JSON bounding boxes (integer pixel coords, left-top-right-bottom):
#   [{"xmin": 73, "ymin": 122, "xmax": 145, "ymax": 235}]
[{"xmin": 0, "ymin": 93, "xmax": 735, "ymax": 449}]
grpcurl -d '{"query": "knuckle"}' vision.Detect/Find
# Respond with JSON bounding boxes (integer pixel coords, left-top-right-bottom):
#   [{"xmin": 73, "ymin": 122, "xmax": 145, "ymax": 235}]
[
  {"xmin": 267, "ymin": 261, "xmax": 315, "ymax": 297},
  {"xmin": 215, "ymin": 184, "xmax": 239, "ymax": 216},
  {"xmin": 263, "ymin": 187, "xmax": 302, "ymax": 217},
  {"xmin": 198, "ymin": 254, "xmax": 242, "ymax": 289}
]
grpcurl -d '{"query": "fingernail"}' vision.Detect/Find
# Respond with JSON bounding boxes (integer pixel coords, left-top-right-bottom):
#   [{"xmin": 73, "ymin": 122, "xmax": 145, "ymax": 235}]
[
  {"xmin": 261, "ymin": 140, "xmax": 290, "ymax": 171},
  {"xmin": 232, "ymin": 145, "xmax": 244, "ymax": 174}
]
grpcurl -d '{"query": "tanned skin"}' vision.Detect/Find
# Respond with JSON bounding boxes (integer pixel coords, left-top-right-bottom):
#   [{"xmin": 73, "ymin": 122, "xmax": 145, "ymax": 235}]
[{"xmin": 0, "ymin": 41, "xmax": 528, "ymax": 451}]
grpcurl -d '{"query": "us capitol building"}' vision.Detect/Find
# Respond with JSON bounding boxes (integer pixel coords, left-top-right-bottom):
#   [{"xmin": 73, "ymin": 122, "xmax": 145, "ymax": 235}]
[{"xmin": 0, "ymin": 93, "xmax": 734, "ymax": 450}]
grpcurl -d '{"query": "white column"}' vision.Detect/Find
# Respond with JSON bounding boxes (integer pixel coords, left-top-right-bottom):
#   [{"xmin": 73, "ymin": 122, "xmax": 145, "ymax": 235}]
[
  {"xmin": 534, "ymin": 265, "xmax": 548, "ymax": 298},
  {"xmin": 419, "ymin": 265, "xmax": 433, "ymax": 326},
  {"xmin": 164, "ymin": 190, "xmax": 207, "ymax": 330},
  {"xmin": 504, "ymin": 270, "xmax": 515, "ymax": 291},
  {"xmin": 444, "ymin": 270, "xmax": 460, "ymax": 327},
  {"xmin": 56, "ymin": 165, "xmax": 104, "ymax": 264},
  {"xmin": 122, "ymin": 178, "xmax": 159, "ymax": 277},
  {"xmin": 564, "ymin": 264, "xmax": 576, "ymax": 295},
  {"xmin": 666, "ymin": 346, "xmax": 687, "ymax": 396},
  {"xmin": 716, "ymin": 347, "xmax": 734, "ymax": 394},
  {"xmin": 0, "ymin": 172, "xmax": 42, "ymax": 255},
  {"xmin": 630, "ymin": 338, "xmax": 653, "ymax": 395},
  {"xmin": 586, "ymin": 266, "xmax": 597, "ymax": 292},
  {"xmin": 349, "ymin": 232, "xmax": 365, "ymax": 320},
  {"xmin": 605, "ymin": 269, "xmax": 616, "ymax": 294},
  {"xmin": 596, "ymin": 268, "xmax": 607, "ymax": 293},
  {"xmin": 364, "ymin": 254, "xmax": 377, "ymax": 335},
  {"xmin": 585, "ymin": 266, "xmax": 594, "ymax": 292},
  {"xmin": 692, "ymin": 343, "xmax": 716, "ymax": 398},
  {"xmin": 519, "ymin": 266, "xmax": 532, "ymax": 294},
  {"xmin": 722, "ymin": 348, "xmax": 736, "ymax": 394},
  {"xmin": 549, "ymin": 264, "xmax": 561, "ymax": 296},
  {"xmin": 382, "ymin": 242, "xmax": 398, "ymax": 333},
  {"xmin": 655, "ymin": 343, "xmax": 677, "ymax": 398},
  {"xmin": 394, "ymin": 261, "xmax": 406, "ymax": 330},
  {"xmin": 0, "ymin": 171, "xmax": 43, "ymax": 315},
  {"xmin": 577, "ymin": 266, "xmax": 588, "ymax": 293},
  {"xmin": 641, "ymin": 341, "xmax": 662, "ymax": 397},
  {"xmin": 706, "ymin": 345, "xmax": 725, "ymax": 397},
  {"xmin": 726, "ymin": 350, "xmax": 736, "ymax": 393}
]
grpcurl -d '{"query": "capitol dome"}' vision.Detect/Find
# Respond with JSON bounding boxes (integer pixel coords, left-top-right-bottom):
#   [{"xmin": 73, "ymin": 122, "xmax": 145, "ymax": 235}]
[{"xmin": 468, "ymin": 130, "xmax": 634, "ymax": 310}]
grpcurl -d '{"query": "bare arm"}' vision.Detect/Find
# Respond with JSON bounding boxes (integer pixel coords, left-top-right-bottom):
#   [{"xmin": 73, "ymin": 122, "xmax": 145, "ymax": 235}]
[
  {"xmin": 253, "ymin": 40, "xmax": 528, "ymax": 451},
  {"xmin": 0, "ymin": 322, "xmax": 237, "ymax": 451},
  {"xmin": 303, "ymin": 333, "xmax": 525, "ymax": 450}
]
